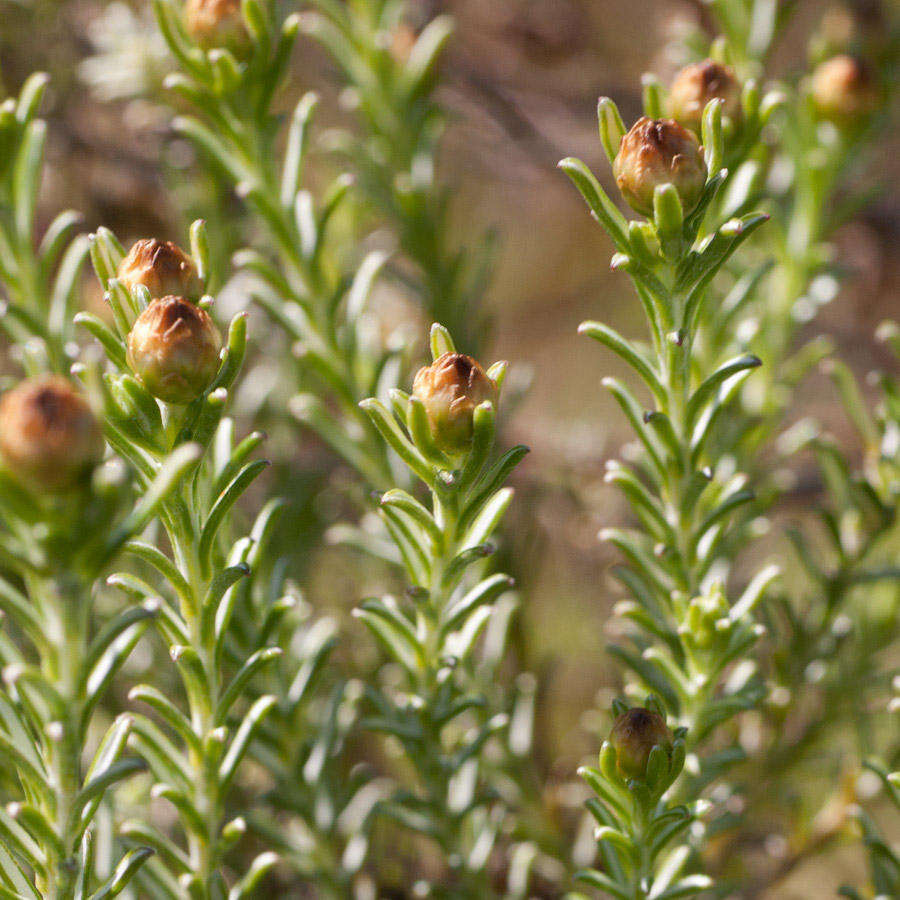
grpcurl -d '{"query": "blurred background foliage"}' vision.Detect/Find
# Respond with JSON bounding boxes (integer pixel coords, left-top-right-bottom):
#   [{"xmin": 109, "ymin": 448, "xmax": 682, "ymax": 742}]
[{"xmin": 0, "ymin": 0, "xmax": 898, "ymax": 895}]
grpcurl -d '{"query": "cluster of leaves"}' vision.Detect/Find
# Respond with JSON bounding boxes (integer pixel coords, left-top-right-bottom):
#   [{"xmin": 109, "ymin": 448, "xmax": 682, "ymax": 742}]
[
  {"xmin": 147, "ymin": 0, "xmax": 550, "ymax": 891},
  {"xmin": 781, "ymin": 324, "xmax": 899, "ymax": 897},
  {"xmin": 0, "ymin": 73, "xmax": 88, "ymax": 374},
  {"xmin": 574, "ymin": 698, "xmax": 705, "ymax": 900},
  {"xmin": 842, "ymin": 680, "xmax": 900, "ymax": 900},
  {"xmin": 0, "ymin": 79, "xmax": 200, "ymax": 897},
  {"xmin": 0, "ymin": 412, "xmax": 190, "ymax": 895},
  {"xmin": 562, "ymin": 0, "xmax": 900, "ymax": 895},
  {"xmin": 354, "ymin": 324, "xmax": 526, "ymax": 894},
  {"xmin": 154, "ymin": 0, "xmax": 400, "ymax": 491},
  {"xmin": 684, "ymin": 0, "xmax": 900, "ymax": 885},
  {"xmin": 301, "ymin": 0, "xmax": 493, "ymax": 352},
  {"xmin": 760, "ymin": 327, "xmax": 899, "ymax": 787},
  {"xmin": 85, "ymin": 226, "xmax": 282, "ymax": 896}
]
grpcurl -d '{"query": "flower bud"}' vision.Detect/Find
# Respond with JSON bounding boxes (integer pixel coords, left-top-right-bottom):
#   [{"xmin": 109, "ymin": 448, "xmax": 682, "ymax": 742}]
[
  {"xmin": 118, "ymin": 239, "xmax": 204, "ymax": 300},
  {"xmin": 811, "ymin": 55, "xmax": 878, "ymax": 124},
  {"xmin": 0, "ymin": 376, "xmax": 104, "ymax": 492},
  {"xmin": 668, "ymin": 59, "xmax": 742, "ymax": 134},
  {"xmin": 390, "ymin": 24, "xmax": 417, "ymax": 65},
  {"xmin": 613, "ymin": 117, "xmax": 707, "ymax": 217},
  {"xmin": 184, "ymin": 0, "xmax": 248, "ymax": 53},
  {"xmin": 412, "ymin": 353, "xmax": 497, "ymax": 455},
  {"xmin": 127, "ymin": 296, "xmax": 222, "ymax": 404},
  {"xmin": 609, "ymin": 707, "xmax": 673, "ymax": 779}
]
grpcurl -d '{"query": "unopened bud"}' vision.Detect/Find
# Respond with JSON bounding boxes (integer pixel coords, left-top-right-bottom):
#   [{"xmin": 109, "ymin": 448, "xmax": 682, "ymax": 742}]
[
  {"xmin": 0, "ymin": 376, "xmax": 104, "ymax": 492},
  {"xmin": 669, "ymin": 59, "xmax": 742, "ymax": 134},
  {"xmin": 609, "ymin": 707, "xmax": 673, "ymax": 779},
  {"xmin": 613, "ymin": 117, "xmax": 707, "ymax": 217},
  {"xmin": 184, "ymin": 0, "xmax": 249, "ymax": 53},
  {"xmin": 127, "ymin": 296, "xmax": 222, "ymax": 404},
  {"xmin": 412, "ymin": 352, "xmax": 497, "ymax": 455},
  {"xmin": 390, "ymin": 24, "xmax": 417, "ymax": 65},
  {"xmin": 118, "ymin": 239, "xmax": 203, "ymax": 300},
  {"xmin": 811, "ymin": 55, "xmax": 878, "ymax": 124}
]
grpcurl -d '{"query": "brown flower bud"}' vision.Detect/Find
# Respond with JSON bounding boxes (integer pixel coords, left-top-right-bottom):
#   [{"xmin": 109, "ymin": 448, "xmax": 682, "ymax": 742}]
[
  {"xmin": 390, "ymin": 24, "xmax": 417, "ymax": 66},
  {"xmin": 609, "ymin": 707, "xmax": 673, "ymax": 779},
  {"xmin": 811, "ymin": 55, "xmax": 878, "ymax": 124},
  {"xmin": 412, "ymin": 353, "xmax": 497, "ymax": 455},
  {"xmin": 0, "ymin": 376, "xmax": 104, "ymax": 492},
  {"xmin": 118, "ymin": 239, "xmax": 204, "ymax": 300},
  {"xmin": 668, "ymin": 59, "xmax": 742, "ymax": 134},
  {"xmin": 613, "ymin": 117, "xmax": 707, "ymax": 217},
  {"xmin": 127, "ymin": 296, "xmax": 222, "ymax": 404},
  {"xmin": 184, "ymin": 0, "xmax": 248, "ymax": 53}
]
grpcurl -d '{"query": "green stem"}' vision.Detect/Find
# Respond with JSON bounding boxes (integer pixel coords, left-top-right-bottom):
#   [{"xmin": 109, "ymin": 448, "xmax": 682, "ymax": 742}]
[
  {"xmin": 408, "ymin": 485, "xmax": 494, "ymax": 898},
  {"xmin": 164, "ymin": 474, "xmax": 222, "ymax": 897},
  {"xmin": 41, "ymin": 576, "xmax": 88, "ymax": 899}
]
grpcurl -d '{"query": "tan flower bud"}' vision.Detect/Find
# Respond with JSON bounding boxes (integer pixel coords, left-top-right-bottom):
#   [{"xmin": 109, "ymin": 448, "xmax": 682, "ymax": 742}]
[
  {"xmin": 811, "ymin": 55, "xmax": 878, "ymax": 124},
  {"xmin": 184, "ymin": 0, "xmax": 249, "ymax": 53},
  {"xmin": 127, "ymin": 296, "xmax": 222, "ymax": 404},
  {"xmin": 0, "ymin": 376, "xmax": 104, "ymax": 492},
  {"xmin": 390, "ymin": 24, "xmax": 417, "ymax": 65},
  {"xmin": 613, "ymin": 117, "xmax": 707, "ymax": 217},
  {"xmin": 412, "ymin": 353, "xmax": 497, "ymax": 455},
  {"xmin": 118, "ymin": 239, "xmax": 204, "ymax": 300},
  {"xmin": 609, "ymin": 707, "xmax": 673, "ymax": 779},
  {"xmin": 668, "ymin": 59, "xmax": 742, "ymax": 134}
]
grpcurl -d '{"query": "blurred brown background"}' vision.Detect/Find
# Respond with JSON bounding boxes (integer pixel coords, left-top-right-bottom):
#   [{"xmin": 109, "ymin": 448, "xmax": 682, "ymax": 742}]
[{"xmin": 1, "ymin": 0, "xmax": 897, "ymax": 894}]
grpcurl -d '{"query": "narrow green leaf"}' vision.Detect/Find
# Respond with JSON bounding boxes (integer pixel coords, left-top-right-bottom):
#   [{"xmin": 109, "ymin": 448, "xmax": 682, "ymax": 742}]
[
  {"xmin": 354, "ymin": 602, "xmax": 423, "ymax": 675},
  {"xmin": 597, "ymin": 97, "xmax": 626, "ymax": 164},
  {"xmin": 359, "ymin": 398, "xmax": 433, "ymax": 486},
  {"xmin": 89, "ymin": 847, "xmax": 154, "ymax": 898},
  {"xmin": 226, "ymin": 851, "xmax": 278, "ymax": 899},
  {"xmin": 442, "ymin": 573, "xmax": 515, "ymax": 636},
  {"xmin": 558, "ymin": 157, "xmax": 629, "ymax": 250},
  {"xmin": 199, "ymin": 460, "xmax": 268, "ymax": 574},
  {"xmin": 580, "ymin": 322, "xmax": 666, "ymax": 404},
  {"xmin": 430, "ymin": 323, "xmax": 456, "ymax": 359},
  {"xmin": 218, "ymin": 695, "xmax": 277, "ymax": 793},
  {"xmin": 128, "ymin": 685, "xmax": 199, "ymax": 754},
  {"xmin": 399, "ymin": 15, "xmax": 454, "ymax": 101},
  {"xmin": 215, "ymin": 647, "xmax": 282, "ymax": 724},
  {"xmin": 685, "ymin": 354, "xmax": 761, "ymax": 431}
]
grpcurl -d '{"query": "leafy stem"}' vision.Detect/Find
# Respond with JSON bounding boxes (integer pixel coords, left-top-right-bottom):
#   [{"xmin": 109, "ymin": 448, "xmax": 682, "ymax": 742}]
[
  {"xmin": 87, "ymin": 225, "xmax": 279, "ymax": 898},
  {"xmin": 563, "ymin": 94, "xmax": 775, "ymax": 898},
  {"xmin": 356, "ymin": 325, "xmax": 525, "ymax": 895}
]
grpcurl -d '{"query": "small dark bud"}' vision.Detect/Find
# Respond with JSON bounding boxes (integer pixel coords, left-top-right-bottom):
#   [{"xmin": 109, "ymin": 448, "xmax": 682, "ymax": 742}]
[
  {"xmin": 127, "ymin": 296, "xmax": 222, "ymax": 404},
  {"xmin": 609, "ymin": 707, "xmax": 673, "ymax": 779},
  {"xmin": 0, "ymin": 376, "xmax": 104, "ymax": 492},
  {"xmin": 613, "ymin": 117, "xmax": 707, "ymax": 217}
]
